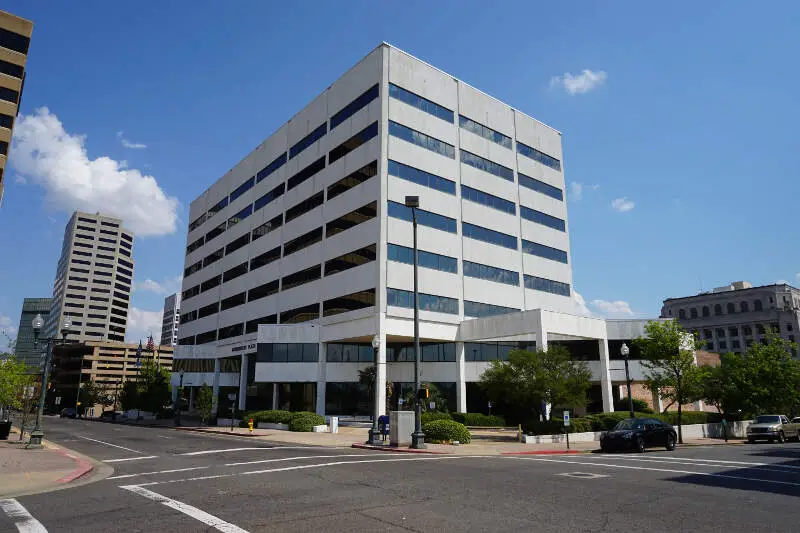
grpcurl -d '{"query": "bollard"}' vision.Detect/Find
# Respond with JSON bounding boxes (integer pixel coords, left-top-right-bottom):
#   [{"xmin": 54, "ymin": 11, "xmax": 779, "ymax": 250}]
[{"xmin": 248, "ymin": 418, "xmax": 254, "ymax": 434}]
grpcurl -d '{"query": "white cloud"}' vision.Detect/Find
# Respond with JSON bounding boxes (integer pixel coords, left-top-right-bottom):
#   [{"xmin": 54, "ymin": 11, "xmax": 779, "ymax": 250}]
[
  {"xmin": 611, "ymin": 197, "xmax": 635, "ymax": 212},
  {"xmin": 590, "ymin": 299, "xmax": 635, "ymax": 317},
  {"xmin": 569, "ymin": 181, "xmax": 583, "ymax": 201},
  {"xmin": 550, "ymin": 69, "xmax": 607, "ymax": 95},
  {"xmin": 117, "ymin": 131, "xmax": 147, "ymax": 149},
  {"xmin": 11, "ymin": 108, "xmax": 178, "ymax": 237},
  {"xmin": 14, "ymin": 175, "xmax": 26, "ymax": 184},
  {"xmin": 126, "ymin": 307, "xmax": 163, "ymax": 343},
  {"xmin": 0, "ymin": 315, "xmax": 18, "ymax": 352},
  {"xmin": 777, "ymin": 279, "xmax": 790, "ymax": 285},
  {"xmin": 572, "ymin": 290, "xmax": 592, "ymax": 316},
  {"xmin": 134, "ymin": 275, "xmax": 183, "ymax": 296}
]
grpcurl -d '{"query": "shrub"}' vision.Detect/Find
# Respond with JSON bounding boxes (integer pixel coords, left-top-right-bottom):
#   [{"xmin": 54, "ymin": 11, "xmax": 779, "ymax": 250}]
[
  {"xmin": 522, "ymin": 418, "xmax": 592, "ymax": 435},
  {"xmin": 660, "ymin": 411, "xmax": 713, "ymax": 425},
  {"xmin": 614, "ymin": 398, "xmax": 653, "ymax": 414},
  {"xmin": 288, "ymin": 412, "xmax": 326, "ymax": 432},
  {"xmin": 421, "ymin": 411, "xmax": 452, "ymax": 424},
  {"xmin": 244, "ymin": 410, "xmax": 294, "ymax": 425},
  {"xmin": 450, "ymin": 413, "xmax": 506, "ymax": 427},
  {"xmin": 581, "ymin": 412, "xmax": 654, "ymax": 431},
  {"xmin": 423, "ymin": 420, "xmax": 471, "ymax": 444}
]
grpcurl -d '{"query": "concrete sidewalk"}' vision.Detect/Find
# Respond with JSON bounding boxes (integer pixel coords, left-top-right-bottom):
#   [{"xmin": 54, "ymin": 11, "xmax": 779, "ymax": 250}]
[
  {"xmin": 0, "ymin": 426, "xmax": 95, "ymax": 498},
  {"xmin": 175, "ymin": 424, "xmax": 741, "ymax": 455}
]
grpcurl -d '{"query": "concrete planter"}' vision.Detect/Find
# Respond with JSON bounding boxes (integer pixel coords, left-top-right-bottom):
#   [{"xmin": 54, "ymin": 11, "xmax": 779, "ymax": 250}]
[
  {"xmin": 312, "ymin": 425, "xmax": 329, "ymax": 433},
  {"xmin": 257, "ymin": 422, "xmax": 289, "ymax": 430},
  {"xmin": 216, "ymin": 418, "xmax": 241, "ymax": 427},
  {"xmin": 521, "ymin": 420, "xmax": 754, "ymax": 444}
]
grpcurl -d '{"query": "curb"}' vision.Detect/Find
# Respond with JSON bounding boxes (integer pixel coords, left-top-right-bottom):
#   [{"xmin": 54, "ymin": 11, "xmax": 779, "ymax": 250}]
[
  {"xmin": 502, "ymin": 449, "xmax": 591, "ymax": 456},
  {"xmin": 175, "ymin": 427, "xmax": 260, "ymax": 437},
  {"xmin": 54, "ymin": 450, "xmax": 94, "ymax": 483},
  {"xmin": 351, "ymin": 443, "xmax": 446, "ymax": 454}
]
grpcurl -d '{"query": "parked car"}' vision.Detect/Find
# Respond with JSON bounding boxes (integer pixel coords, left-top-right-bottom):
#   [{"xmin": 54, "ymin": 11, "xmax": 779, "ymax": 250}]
[
  {"xmin": 99, "ymin": 410, "xmax": 119, "ymax": 421},
  {"xmin": 59, "ymin": 408, "xmax": 76, "ymax": 419},
  {"xmin": 746, "ymin": 415, "xmax": 800, "ymax": 443},
  {"xmin": 600, "ymin": 418, "xmax": 677, "ymax": 453},
  {"xmin": 792, "ymin": 417, "xmax": 800, "ymax": 424}
]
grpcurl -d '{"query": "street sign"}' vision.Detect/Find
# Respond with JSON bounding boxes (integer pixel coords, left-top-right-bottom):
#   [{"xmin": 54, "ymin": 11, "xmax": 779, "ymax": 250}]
[
  {"xmin": 55, "ymin": 396, "xmax": 61, "ymax": 405},
  {"xmin": 227, "ymin": 393, "xmax": 237, "ymax": 401},
  {"xmin": 429, "ymin": 401, "xmax": 435, "ymax": 409},
  {"xmin": 563, "ymin": 411, "xmax": 570, "ymax": 427}
]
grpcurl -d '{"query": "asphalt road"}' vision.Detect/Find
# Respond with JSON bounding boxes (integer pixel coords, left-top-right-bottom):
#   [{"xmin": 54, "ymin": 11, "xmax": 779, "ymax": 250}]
[{"xmin": 2, "ymin": 417, "xmax": 800, "ymax": 532}]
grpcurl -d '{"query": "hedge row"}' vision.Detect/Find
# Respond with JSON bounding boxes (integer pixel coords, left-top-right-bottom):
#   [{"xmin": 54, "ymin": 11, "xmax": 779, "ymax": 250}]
[
  {"xmin": 451, "ymin": 412, "xmax": 506, "ymax": 427},
  {"xmin": 523, "ymin": 410, "xmax": 719, "ymax": 435},
  {"xmin": 422, "ymin": 420, "xmax": 471, "ymax": 444},
  {"xmin": 239, "ymin": 410, "xmax": 325, "ymax": 432}
]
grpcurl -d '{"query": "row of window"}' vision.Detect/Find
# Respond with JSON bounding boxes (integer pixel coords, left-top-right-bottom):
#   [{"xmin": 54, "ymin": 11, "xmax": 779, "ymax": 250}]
[
  {"xmin": 459, "ymin": 115, "xmax": 512, "ymax": 148},
  {"xmin": 676, "ymin": 299, "xmax": 767, "ymax": 319},
  {"xmin": 389, "ymin": 120, "xmax": 455, "ymax": 159},
  {"xmin": 701, "ymin": 323, "xmax": 787, "ymax": 340}
]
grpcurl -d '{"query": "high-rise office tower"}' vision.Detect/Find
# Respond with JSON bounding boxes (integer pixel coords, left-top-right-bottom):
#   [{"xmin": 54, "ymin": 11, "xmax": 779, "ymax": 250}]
[
  {"xmin": 13, "ymin": 297, "xmax": 51, "ymax": 368},
  {"xmin": 45, "ymin": 212, "xmax": 135, "ymax": 342},
  {"xmin": 0, "ymin": 9, "xmax": 33, "ymax": 208},
  {"xmin": 160, "ymin": 293, "xmax": 180, "ymax": 346}
]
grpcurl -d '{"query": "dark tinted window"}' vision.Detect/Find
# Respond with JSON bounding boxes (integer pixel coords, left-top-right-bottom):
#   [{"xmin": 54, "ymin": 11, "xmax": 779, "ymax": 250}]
[
  {"xmin": 462, "ymin": 222, "xmax": 518, "ymax": 249},
  {"xmin": 389, "ymin": 83, "xmax": 453, "ymax": 122},
  {"xmin": 290, "ymin": 123, "xmax": 327, "ymax": 159},
  {"xmin": 280, "ymin": 303, "xmax": 320, "ymax": 324},
  {"xmin": 186, "ymin": 236, "xmax": 205, "ymax": 254},
  {"xmin": 458, "ymin": 115, "xmax": 512, "ymax": 148},
  {"xmin": 196, "ymin": 330, "xmax": 218, "ymax": 344},
  {"xmin": 524, "ymin": 275, "xmax": 571, "ymax": 296},
  {"xmin": 461, "ymin": 185, "xmax": 515, "ymax": 214},
  {"xmin": 202, "ymin": 247, "xmax": 224, "ymax": 267},
  {"xmin": 517, "ymin": 141, "xmax": 562, "ymax": 171},
  {"xmin": 464, "ymin": 261, "xmax": 519, "ymax": 286},
  {"xmin": 0, "ymin": 86, "xmax": 18, "ymax": 105},
  {"xmin": 389, "ymin": 160, "xmax": 455, "ymax": 195},
  {"xmin": 251, "ymin": 214, "xmax": 283, "ymax": 241},
  {"xmin": 182, "ymin": 285, "xmax": 200, "ymax": 300},
  {"xmin": 250, "ymin": 246, "xmax": 281, "ymax": 270},
  {"xmin": 327, "ymin": 161, "xmax": 378, "ymax": 200},
  {"xmin": 189, "ymin": 213, "xmax": 207, "ymax": 232},
  {"xmin": 464, "ymin": 301, "xmax": 519, "ymax": 318},
  {"xmin": 0, "ymin": 113, "xmax": 13, "ymax": 129},
  {"xmin": 184, "ymin": 260, "xmax": 202, "ymax": 277},
  {"xmin": 330, "ymin": 84, "xmax": 379, "ymax": 129},
  {"xmin": 287, "ymin": 157, "xmax": 325, "ymax": 191},
  {"xmin": 198, "ymin": 302, "xmax": 219, "ymax": 319},
  {"xmin": 227, "ymin": 205, "xmax": 253, "ymax": 228},
  {"xmin": 521, "ymin": 206, "xmax": 566, "ymax": 231},
  {"xmin": 283, "ymin": 227, "xmax": 323, "ymax": 257},
  {"xmin": 245, "ymin": 314, "xmax": 277, "ymax": 334},
  {"xmin": 323, "ymin": 289, "xmax": 376, "ymax": 317},
  {"xmin": 0, "ymin": 27, "xmax": 31, "ymax": 55},
  {"xmin": 518, "ymin": 173, "xmax": 563, "ymax": 201},
  {"xmin": 205, "ymin": 221, "xmax": 226, "ymax": 242},
  {"xmin": 460, "ymin": 150, "xmax": 514, "ymax": 181},
  {"xmin": 248, "ymin": 280, "xmax": 279, "ymax": 302},
  {"xmin": 387, "ymin": 288, "xmax": 459, "ymax": 315},
  {"xmin": 218, "ymin": 323, "xmax": 244, "ymax": 340},
  {"xmin": 387, "ymin": 201, "xmax": 456, "ymax": 233},
  {"xmin": 324, "ymin": 244, "xmax": 376, "ymax": 276},
  {"xmin": 230, "ymin": 177, "xmax": 255, "ymax": 203},
  {"xmin": 200, "ymin": 274, "xmax": 222, "ymax": 292},
  {"xmin": 254, "ymin": 183, "xmax": 285, "ymax": 211},
  {"xmin": 285, "ymin": 191, "xmax": 324, "ymax": 223},
  {"xmin": 389, "ymin": 121, "xmax": 454, "ymax": 159},
  {"xmin": 208, "ymin": 197, "xmax": 229, "ymax": 218},
  {"xmin": 387, "ymin": 244, "xmax": 457, "ymax": 273},
  {"xmin": 326, "ymin": 201, "xmax": 377, "ymax": 238},
  {"xmin": 223, "ymin": 262, "xmax": 248, "ymax": 282},
  {"xmin": 281, "ymin": 265, "xmax": 322, "ymax": 291},
  {"xmin": 328, "ymin": 122, "xmax": 378, "ymax": 164},
  {"xmin": 522, "ymin": 240, "xmax": 568, "ymax": 263},
  {"xmin": 257, "ymin": 152, "xmax": 287, "ymax": 183},
  {"xmin": 0, "ymin": 58, "xmax": 24, "ymax": 79},
  {"xmin": 221, "ymin": 292, "xmax": 246, "ymax": 311},
  {"xmin": 225, "ymin": 233, "xmax": 250, "ymax": 255}
]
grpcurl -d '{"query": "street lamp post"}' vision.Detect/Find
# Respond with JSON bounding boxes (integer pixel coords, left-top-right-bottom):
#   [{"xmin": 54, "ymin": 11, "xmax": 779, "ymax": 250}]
[
  {"xmin": 620, "ymin": 343, "xmax": 635, "ymax": 418},
  {"xmin": 405, "ymin": 195, "xmax": 426, "ymax": 449},
  {"xmin": 28, "ymin": 314, "xmax": 72, "ymax": 448},
  {"xmin": 366, "ymin": 335, "xmax": 382, "ymax": 445},
  {"xmin": 174, "ymin": 370, "xmax": 185, "ymax": 426}
]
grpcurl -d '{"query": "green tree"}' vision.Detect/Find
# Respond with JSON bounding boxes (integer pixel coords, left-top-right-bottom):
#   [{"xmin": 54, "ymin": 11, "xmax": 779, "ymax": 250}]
[
  {"xmin": 78, "ymin": 381, "xmax": 110, "ymax": 416},
  {"xmin": 196, "ymin": 383, "xmax": 214, "ymax": 425},
  {"xmin": 479, "ymin": 345, "xmax": 591, "ymax": 422},
  {"xmin": 634, "ymin": 320, "xmax": 702, "ymax": 443},
  {"xmin": 0, "ymin": 356, "xmax": 34, "ymax": 421},
  {"xmin": 358, "ymin": 366, "xmax": 394, "ymax": 414},
  {"xmin": 137, "ymin": 359, "xmax": 171, "ymax": 415},
  {"xmin": 119, "ymin": 380, "xmax": 139, "ymax": 412}
]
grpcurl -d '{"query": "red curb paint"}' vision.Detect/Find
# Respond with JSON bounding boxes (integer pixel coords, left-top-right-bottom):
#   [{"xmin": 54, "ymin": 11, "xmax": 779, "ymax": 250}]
[
  {"xmin": 55, "ymin": 450, "xmax": 93, "ymax": 483},
  {"xmin": 502, "ymin": 449, "xmax": 590, "ymax": 456},
  {"xmin": 351, "ymin": 443, "xmax": 447, "ymax": 454}
]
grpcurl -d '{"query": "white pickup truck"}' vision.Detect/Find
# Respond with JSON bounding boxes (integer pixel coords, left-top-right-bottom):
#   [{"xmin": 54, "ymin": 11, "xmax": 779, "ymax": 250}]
[{"xmin": 746, "ymin": 415, "xmax": 800, "ymax": 443}]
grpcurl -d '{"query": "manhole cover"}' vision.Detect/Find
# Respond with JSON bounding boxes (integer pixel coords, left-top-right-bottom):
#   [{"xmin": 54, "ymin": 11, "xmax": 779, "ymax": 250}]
[{"xmin": 555, "ymin": 472, "xmax": 609, "ymax": 479}]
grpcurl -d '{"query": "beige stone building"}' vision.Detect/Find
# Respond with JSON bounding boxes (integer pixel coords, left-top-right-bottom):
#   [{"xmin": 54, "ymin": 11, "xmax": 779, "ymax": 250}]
[
  {"xmin": 0, "ymin": 9, "xmax": 33, "ymax": 207},
  {"xmin": 50, "ymin": 341, "xmax": 173, "ymax": 416}
]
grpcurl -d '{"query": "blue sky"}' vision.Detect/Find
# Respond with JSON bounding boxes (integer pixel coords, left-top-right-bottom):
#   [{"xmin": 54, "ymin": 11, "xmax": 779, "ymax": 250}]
[{"xmin": 1, "ymin": 1, "xmax": 799, "ymax": 346}]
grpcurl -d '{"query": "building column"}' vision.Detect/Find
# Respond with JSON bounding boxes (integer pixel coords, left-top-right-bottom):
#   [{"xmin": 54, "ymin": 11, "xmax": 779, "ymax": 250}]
[
  {"xmin": 171, "ymin": 384, "xmax": 179, "ymax": 406},
  {"xmin": 271, "ymin": 383, "xmax": 279, "ymax": 410},
  {"xmin": 238, "ymin": 354, "xmax": 248, "ymax": 411},
  {"xmin": 189, "ymin": 386, "xmax": 195, "ymax": 412},
  {"xmin": 535, "ymin": 319, "xmax": 550, "ymax": 419},
  {"xmin": 376, "ymin": 332, "xmax": 387, "ymax": 416},
  {"xmin": 315, "ymin": 342, "xmax": 326, "ymax": 416},
  {"xmin": 211, "ymin": 358, "xmax": 221, "ymax": 416},
  {"xmin": 651, "ymin": 389, "xmax": 663, "ymax": 413},
  {"xmin": 455, "ymin": 342, "xmax": 467, "ymax": 413},
  {"xmin": 598, "ymin": 338, "xmax": 614, "ymax": 413}
]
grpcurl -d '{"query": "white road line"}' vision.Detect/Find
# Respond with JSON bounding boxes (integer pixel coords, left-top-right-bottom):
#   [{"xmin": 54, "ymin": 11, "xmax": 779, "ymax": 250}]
[
  {"xmin": 180, "ymin": 446, "xmax": 311, "ymax": 456},
  {"xmin": 134, "ymin": 455, "xmax": 482, "ymax": 487},
  {"xmin": 0, "ymin": 498, "xmax": 48, "ymax": 533},
  {"xmin": 507, "ymin": 456, "xmax": 800, "ymax": 488},
  {"xmin": 223, "ymin": 453, "xmax": 402, "ymax": 467},
  {"xmin": 77, "ymin": 436, "xmax": 141, "ymax": 454},
  {"xmin": 592, "ymin": 454, "xmax": 800, "ymax": 473},
  {"xmin": 104, "ymin": 455, "xmax": 160, "ymax": 463},
  {"xmin": 108, "ymin": 466, "xmax": 211, "ymax": 480},
  {"xmin": 120, "ymin": 485, "xmax": 248, "ymax": 533}
]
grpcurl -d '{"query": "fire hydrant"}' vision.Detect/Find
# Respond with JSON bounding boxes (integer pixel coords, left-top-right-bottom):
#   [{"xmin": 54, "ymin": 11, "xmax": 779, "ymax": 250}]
[{"xmin": 248, "ymin": 418, "xmax": 254, "ymax": 434}]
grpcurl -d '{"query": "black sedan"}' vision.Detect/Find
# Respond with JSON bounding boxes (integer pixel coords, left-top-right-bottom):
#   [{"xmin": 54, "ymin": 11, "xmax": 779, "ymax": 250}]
[{"xmin": 600, "ymin": 418, "xmax": 677, "ymax": 453}]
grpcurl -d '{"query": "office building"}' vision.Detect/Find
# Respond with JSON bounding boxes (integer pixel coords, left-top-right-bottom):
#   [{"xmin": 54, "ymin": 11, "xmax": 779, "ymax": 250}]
[
  {"xmin": 0, "ymin": 9, "xmax": 33, "ymax": 208},
  {"xmin": 174, "ymin": 43, "xmax": 659, "ymax": 416},
  {"xmin": 160, "ymin": 293, "xmax": 180, "ymax": 346},
  {"xmin": 50, "ymin": 340, "xmax": 173, "ymax": 416},
  {"xmin": 661, "ymin": 281, "xmax": 800, "ymax": 356},
  {"xmin": 13, "ymin": 297, "xmax": 51, "ymax": 368},
  {"xmin": 44, "ymin": 211, "xmax": 135, "ymax": 343}
]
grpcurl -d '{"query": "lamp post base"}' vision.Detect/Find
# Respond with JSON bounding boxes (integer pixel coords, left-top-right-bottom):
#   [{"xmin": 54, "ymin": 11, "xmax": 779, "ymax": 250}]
[
  {"xmin": 366, "ymin": 427, "xmax": 383, "ymax": 446},
  {"xmin": 410, "ymin": 431, "xmax": 426, "ymax": 449},
  {"xmin": 27, "ymin": 429, "xmax": 44, "ymax": 449}
]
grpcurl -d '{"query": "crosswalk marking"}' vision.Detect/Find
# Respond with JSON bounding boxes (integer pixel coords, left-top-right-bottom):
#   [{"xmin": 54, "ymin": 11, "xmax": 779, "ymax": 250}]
[
  {"xmin": 77, "ymin": 436, "xmax": 141, "ymax": 453},
  {"xmin": 121, "ymin": 485, "xmax": 249, "ymax": 533},
  {"xmin": 0, "ymin": 498, "xmax": 48, "ymax": 533},
  {"xmin": 104, "ymin": 455, "xmax": 159, "ymax": 463},
  {"xmin": 179, "ymin": 446, "xmax": 310, "ymax": 456}
]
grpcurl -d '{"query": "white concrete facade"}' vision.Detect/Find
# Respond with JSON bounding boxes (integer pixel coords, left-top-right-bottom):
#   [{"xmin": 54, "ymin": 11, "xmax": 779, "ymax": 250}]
[
  {"xmin": 174, "ymin": 43, "xmax": 653, "ymax": 416},
  {"xmin": 160, "ymin": 293, "xmax": 180, "ymax": 346}
]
